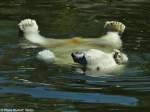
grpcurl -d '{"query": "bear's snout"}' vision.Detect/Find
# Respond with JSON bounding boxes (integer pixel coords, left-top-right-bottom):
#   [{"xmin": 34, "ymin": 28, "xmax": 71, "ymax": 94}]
[{"xmin": 71, "ymin": 52, "xmax": 87, "ymax": 65}]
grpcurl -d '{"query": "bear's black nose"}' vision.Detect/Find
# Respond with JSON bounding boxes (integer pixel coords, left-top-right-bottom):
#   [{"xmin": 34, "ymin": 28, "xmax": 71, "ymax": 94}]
[{"xmin": 71, "ymin": 52, "xmax": 87, "ymax": 65}]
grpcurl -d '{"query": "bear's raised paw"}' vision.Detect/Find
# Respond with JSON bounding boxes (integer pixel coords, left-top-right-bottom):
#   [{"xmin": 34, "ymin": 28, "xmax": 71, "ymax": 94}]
[{"xmin": 18, "ymin": 19, "xmax": 39, "ymax": 33}]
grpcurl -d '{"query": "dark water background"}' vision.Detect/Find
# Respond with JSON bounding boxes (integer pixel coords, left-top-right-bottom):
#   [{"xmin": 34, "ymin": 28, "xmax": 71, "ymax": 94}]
[{"xmin": 0, "ymin": 0, "xmax": 150, "ymax": 111}]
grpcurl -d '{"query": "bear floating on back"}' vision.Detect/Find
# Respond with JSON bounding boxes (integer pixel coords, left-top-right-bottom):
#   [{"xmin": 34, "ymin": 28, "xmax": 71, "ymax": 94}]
[{"xmin": 18, "ymin": 19, "xmax": 127, "ymax": 74}]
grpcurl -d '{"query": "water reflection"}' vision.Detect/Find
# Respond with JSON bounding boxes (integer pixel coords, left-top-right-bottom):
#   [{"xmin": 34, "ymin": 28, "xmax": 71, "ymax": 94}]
[{"xmin": 0, "ymin": 87, "xmax": 138, "ymax": 106}]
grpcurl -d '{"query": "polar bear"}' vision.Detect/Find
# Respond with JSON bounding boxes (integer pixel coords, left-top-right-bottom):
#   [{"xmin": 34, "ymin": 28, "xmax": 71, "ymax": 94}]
[
  {"xmin": 18, "ymin": 19, "xmax": 126, "ymax": 65},
  {"xmin": 71, "ymin": 49, "xmax": 128, "ymax": 74},
  {"xmin": 35, "ymin": 48, "xmax": 128, "ymax": 74}
]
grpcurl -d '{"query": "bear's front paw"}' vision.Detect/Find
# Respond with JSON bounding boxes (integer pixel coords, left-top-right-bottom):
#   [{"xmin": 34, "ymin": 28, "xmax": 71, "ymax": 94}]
[
  {"xmin": 18, "ymin": 19, "xmax": 39, "ymax": 33},
  {"xmin": 36, "ymin": 50, "xmax": 55, "ymax": 63}
]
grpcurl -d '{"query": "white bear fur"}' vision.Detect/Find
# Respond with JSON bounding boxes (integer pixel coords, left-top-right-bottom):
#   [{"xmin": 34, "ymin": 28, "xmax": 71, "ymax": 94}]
[
  {"xmin": 83, "ymin": 49, "xmax": 128, "ymax": 73},
  {"xmin": 18, "ymin": 19, "xmax": 125, "ymax": 50},
  {"xmin": 18, "ymin": 19, "xmax": 127, "ymax": 73},
  {"xmin": 36, "ymin": 49, "xmax": 55, "ymax": 64}
]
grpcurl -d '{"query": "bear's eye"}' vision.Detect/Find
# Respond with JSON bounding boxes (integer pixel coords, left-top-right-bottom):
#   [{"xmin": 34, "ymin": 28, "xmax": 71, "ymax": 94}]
[{"xmin": 96, "ymin": 66, "xmax": 100, "ymax": 71}]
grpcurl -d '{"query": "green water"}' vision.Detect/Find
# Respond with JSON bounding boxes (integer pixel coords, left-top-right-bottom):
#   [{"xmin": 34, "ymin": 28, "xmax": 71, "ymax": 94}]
[{"xmin": 0, "ymin": 0, "xmax": 150, "ymax": 111}]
